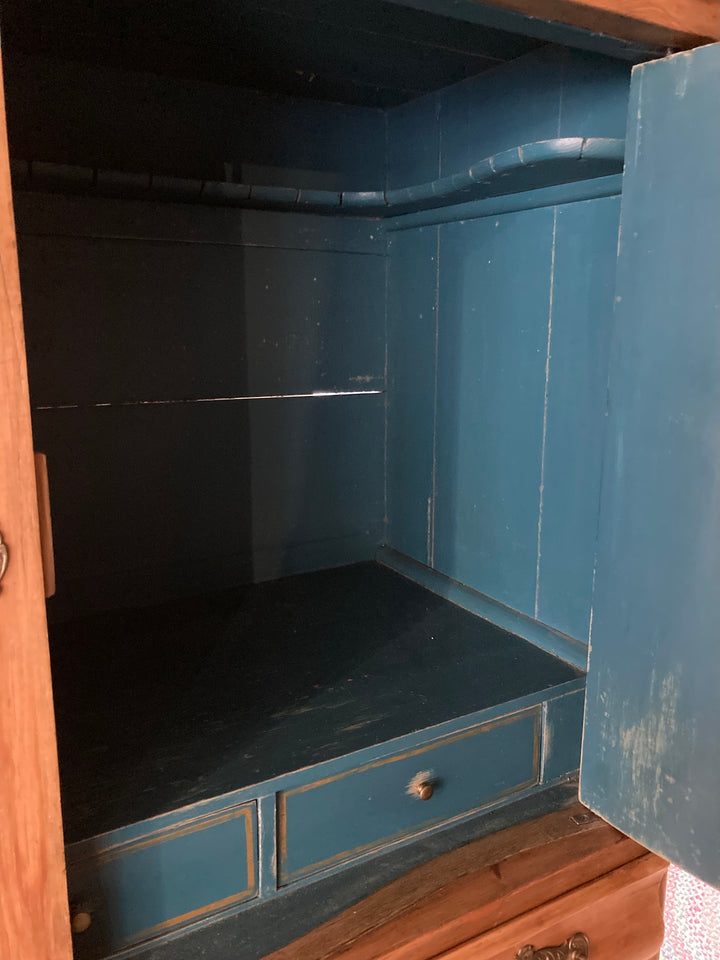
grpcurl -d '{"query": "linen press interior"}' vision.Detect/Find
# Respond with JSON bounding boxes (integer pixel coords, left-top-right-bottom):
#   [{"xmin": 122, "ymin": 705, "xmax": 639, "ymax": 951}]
[{"xmin": 2, "ymin": 2, "xmax": 637, "ymax": 955}]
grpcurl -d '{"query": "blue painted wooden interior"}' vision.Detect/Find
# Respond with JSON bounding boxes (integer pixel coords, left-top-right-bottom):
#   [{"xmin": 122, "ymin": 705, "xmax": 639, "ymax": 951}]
[
  {"xmin": 278, "ymin": 707, "xmax": 541, "ymax": 884},
  {"xmin": 581, "ymin": 43, "xmax": 720, "ymax": 887},
  {"xmin": 8, "ymin": 136, "xmax": 624, "ymax": 215},
  {"xmin": 8, "ymin": 9, "xmax": 711, "ymax": 956},
  {"xmin": 386, "ymin": 45, "xmax": 627, "ymax": 644},
  {"xmin": 67, "ymin": 804, "xmax": 258, "ymax": 954}
]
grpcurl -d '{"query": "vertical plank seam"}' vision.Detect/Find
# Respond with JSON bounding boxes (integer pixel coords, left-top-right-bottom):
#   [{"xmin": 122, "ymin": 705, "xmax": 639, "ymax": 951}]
[
  {"xmin": 534, "ymin": 206, "xmax": 558, "ymax": 619},
  {"xmin": 429, "ymin": 224, "xmax": 441, "ymax": 568},
  {"xmin": 428, "ymin": 94, "xmax": 442, "ymax": 568},
  {"xmin": 383, "ymin": 252, "xmax": 389, "ymax": 535},
  {"xmin": 257, "ymin": 794, "xmax": 277, "ymax": 898}
]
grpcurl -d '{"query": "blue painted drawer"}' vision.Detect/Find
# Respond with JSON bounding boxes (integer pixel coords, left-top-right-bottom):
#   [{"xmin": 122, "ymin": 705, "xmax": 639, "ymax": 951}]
[
  {"xmin": 278, "ymin": 706, "xmax": 541, "ymax": 884},
  {"xmin": 68, "ymin": 802, "xmax": 257, "ymax": 957}
]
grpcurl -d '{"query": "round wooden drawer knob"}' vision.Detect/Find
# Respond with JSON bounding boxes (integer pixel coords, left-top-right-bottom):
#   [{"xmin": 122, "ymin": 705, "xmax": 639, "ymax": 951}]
[
  {"xmin": 416, "ymin": 781, "xmax": 434, "ymax": 801},
  {"xmin": 71, "ymin": 911, "xmax": 92, "ymax": 934}
]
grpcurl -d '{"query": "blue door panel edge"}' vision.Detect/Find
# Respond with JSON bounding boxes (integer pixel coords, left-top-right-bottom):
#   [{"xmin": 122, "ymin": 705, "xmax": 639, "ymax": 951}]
[{"xmin": 581, "ymin": 44, "xmax": 720, "ymax": 886}]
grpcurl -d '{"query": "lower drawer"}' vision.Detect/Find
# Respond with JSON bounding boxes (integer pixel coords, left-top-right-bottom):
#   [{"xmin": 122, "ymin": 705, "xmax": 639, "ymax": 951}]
[
  {"xmin": 278, "ymin": 706, "xmax": 541, "ymax": 884},
  {"xmin": 439, "ymin": 853, "xmax": 666, "ymax": 960},
  {"xmin": 68, "ymin": 801, "xmax": 258, "ymax": 958}
]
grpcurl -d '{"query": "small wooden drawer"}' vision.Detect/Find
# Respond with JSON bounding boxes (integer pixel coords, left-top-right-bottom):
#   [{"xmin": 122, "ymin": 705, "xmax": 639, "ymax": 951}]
[
  {"xmin": 440, "ymin": 853, "xmax": 666, "ymax": 960},
  {"xmin": 278, "ymin": 707, "xmax": 541, "ymax": 884},
  {"xmin": 67, "ymin": 801, "xmax": 258, "ymax": 958}
]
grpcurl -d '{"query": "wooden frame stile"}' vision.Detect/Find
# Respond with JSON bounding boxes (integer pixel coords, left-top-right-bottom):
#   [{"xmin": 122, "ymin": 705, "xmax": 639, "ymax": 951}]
[
  {"xmin": 470, "ymin": 0, "xmax": 719, "ymax": 48},
  {"xmin": 0, "ymin": 50, "xmax": 73, "ymax": 960}
]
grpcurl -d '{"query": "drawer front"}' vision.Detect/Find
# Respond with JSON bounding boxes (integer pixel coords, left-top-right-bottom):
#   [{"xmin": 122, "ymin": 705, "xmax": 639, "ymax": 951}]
[
  {"xmin": 68, "ymin": 801, "xmax": 257, "ymax": 957},
  {"xmin": 439, "ymin": 853, "xmax": 667, "ymax": 960},
  {"xmin": 279, "ymin": 707, "xmax": 541, "ymax": 884}
]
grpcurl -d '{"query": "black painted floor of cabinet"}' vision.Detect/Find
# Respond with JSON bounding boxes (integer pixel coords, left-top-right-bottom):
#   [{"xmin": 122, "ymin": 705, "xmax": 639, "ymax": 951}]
[{"xmin": 49, "ymin": 561, "xmax": 580, "ymax": 843}]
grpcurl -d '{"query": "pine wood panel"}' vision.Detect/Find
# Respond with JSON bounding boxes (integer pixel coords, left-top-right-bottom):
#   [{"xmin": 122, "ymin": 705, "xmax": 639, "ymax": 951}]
[
  {"xmin": 0, "ymin": 52, "xmax": 72, "ymax": 960},
  {"xmin": 263, "ymin": 807, "xmax": 662, "ymax": 960},
  {"xmin": 441, "ymin": 853, "xmax": 667, "ymax": 960},
  {"xmin": 474, "ymin": 0, "xmax": 718, "ymax": 47}
]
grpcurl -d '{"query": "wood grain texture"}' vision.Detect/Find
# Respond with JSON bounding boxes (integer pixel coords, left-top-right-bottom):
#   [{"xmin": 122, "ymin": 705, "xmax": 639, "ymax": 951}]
[
  {"xmin": 472, "ymin": 0, "xmax": 718, "ymax": 46},
  {"xmin": 262, "ymin": 807, "xmax": 656, "ymax": 960},
  {"xmin": 0, "ymin": 53, "xmax": 72, "ymax": 960},
  {"xmin": 34, "ymin": 453, "xmax": 56, "ymax": 598},
  {"xmin": 440, "ymin": 852, "xmax": 667, "ymax": 960}
]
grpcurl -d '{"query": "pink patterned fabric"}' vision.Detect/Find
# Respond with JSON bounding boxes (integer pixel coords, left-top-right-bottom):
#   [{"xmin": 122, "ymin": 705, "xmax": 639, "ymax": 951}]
[{"xmin": 661, "ymin": 865, "xmax": 720, "ymax": 960}]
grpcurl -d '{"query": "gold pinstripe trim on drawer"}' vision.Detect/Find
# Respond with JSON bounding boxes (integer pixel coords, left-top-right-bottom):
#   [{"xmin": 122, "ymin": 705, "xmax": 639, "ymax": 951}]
[{"xmin": 278, "ymin": 706, "xmax": 541, "ymax": 883}]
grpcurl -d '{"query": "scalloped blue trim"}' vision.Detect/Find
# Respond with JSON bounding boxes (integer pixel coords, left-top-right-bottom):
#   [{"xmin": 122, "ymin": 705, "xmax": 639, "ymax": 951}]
[{"xmin": 11, "ymin": 137, "xmax": 625, "ymax": 217}]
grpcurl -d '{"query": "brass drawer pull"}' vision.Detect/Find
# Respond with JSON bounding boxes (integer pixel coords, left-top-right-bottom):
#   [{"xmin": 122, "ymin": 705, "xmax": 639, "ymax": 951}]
[
  {"xmin": 0, "ymin": 532, "xmax": 7, "ymax": 583},
  {"xmin": 70, "ymin": 910, "xmax": 92, "ymax": 934},
  {"xmin": 516, "ymin": 932, "xmax": 589, "ymax": 960},
  {"xmin": 406, "ymin": 770, "xmax": 436, "ymax": 801}
]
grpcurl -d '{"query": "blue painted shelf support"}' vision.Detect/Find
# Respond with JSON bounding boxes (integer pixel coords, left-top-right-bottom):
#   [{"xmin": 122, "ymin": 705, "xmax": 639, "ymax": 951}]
[{"xmin": 10, "ymin": 137, "xmax": 624, "ymax": 218}]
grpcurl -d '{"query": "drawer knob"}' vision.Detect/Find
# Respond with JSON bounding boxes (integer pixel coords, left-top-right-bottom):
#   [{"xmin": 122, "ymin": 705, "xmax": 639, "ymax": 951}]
[
  {"xmin": 405, "ymin": 770, "xmax": 437, "ymax": 800},
  {"xmin": 70, "ymin": 911, "xmax": 92, "ymax": 934},
  {"xmin": 516, "ymin": 932, "xmax": 589, "ymax": 960},
  {"xmin": 416, "ymin": 781, "xmax": 434, "ymax": 801},
  {"xmin": 406, "ymin": 770, "xmax": 436, "ymax": 801}
]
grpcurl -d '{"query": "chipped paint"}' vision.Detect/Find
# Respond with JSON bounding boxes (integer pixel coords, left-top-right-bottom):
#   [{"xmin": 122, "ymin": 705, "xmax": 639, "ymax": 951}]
[
  {"xmin": 619, "ymin": 670, "xmax": 680, "ymax": 818},
  {"xmin": 35, "ymin": 390, "xmax": 384, "ymax": 410}
]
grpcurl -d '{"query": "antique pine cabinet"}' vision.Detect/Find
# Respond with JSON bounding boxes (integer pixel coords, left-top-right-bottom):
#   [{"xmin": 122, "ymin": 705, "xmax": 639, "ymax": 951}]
[{"xmin": 0, "ymin": 2, "xmax": 718, "ymax": 959}]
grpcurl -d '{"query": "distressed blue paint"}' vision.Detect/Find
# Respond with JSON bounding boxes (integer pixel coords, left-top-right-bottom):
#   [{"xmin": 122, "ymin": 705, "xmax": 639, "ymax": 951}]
[
  {"xmin": 121, "ymin": 784, "xmax": 579, "ymax": 960},
  {"xmin": 558, "ymin": 50, "xmax": 632, "ymax": 139},
  {"xmin": 433, "ymin": 207, "xmax": 553, "ymax": 612},
  {"xmin": 53, "ymin": 563, "xmax": 579, "ymax": 843},
  {"xmin": 536, "ymin": 196, "xmax": 621, "ymax": 640},
  {"xmin": 386, "ymin": 228, "xmax": 438, "ymax": 563},
  {"xmin": 581, "ymin": 44, "xmax": 720, "ymax": 886},
  {"xmin": 440, "ymin": 47, "xmax": 565, "ymax": 175},
  {"xmin": 64, "ymin": 676, "xmax": 583, "ymax": 860},
  {"xmin": 296, "ymin": 189, "xmax": 342, "ymax": 210},
  {"xmin": 386, "ymin": 174, "xmax": 623, "ymax": 231},
  {"xmin": 13, "ymin": 138, "xmax": 623, "ymax": 219},
  {"xmin": 257, "ymin": 795, "xmax": 278, "ymax": 899},
  {"xmin": 382, "ymin": 44, "xmax": 630, "ymax": 188},
  {"xmin": 377, "ymin": 547, "xmax": 588, "ymax": 669},
  {"xmin": 66, "ymin": 803, "xmax": 257, "ymax": 957},
  {"xmin": 5, "ymin": 22, "xmax": 647, "ymax": 957},
  {"xmin": 65, "ymin": 675, "xmax": 582, "ymax": 959},
  {"xmin": 278, "ymin": 707, "xmax": 541, "ymax": 884},
  {"xmin": 542, "ymin": 690, "xmax": 586, "ymax": 783},
  {"xmin": 341, "ymin": 190, "xmax": 387, "ymax": 212},
  {"xmin": 386, "ymin": 92, "xmax": 440, "ymax": 191},
  {"xmin": 385, "ymin": 137, "xmax": 623, "ymax": 216}
]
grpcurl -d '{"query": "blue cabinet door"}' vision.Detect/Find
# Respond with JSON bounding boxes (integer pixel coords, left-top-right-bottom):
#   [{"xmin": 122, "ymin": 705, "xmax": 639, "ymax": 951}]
[{"xmin": 581, "ymin": 43, "xmax": 720, "ymax": 886}]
